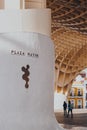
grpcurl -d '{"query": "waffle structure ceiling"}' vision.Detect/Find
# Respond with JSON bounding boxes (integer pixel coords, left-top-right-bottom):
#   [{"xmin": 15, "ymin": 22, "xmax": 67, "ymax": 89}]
[{"xmin": 47, "ymin": 0, "xmax": 87, "ymax": 93}]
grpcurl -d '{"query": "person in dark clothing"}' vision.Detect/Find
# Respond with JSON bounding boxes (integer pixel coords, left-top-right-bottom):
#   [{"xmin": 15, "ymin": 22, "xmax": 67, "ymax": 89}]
[
  {"xmin": 67, "ymin": 100, "xmax": 73, "ymax": 118},
  {"xmin": 63, "ymin": 101, "xmax": 67, "ymax": 117}
]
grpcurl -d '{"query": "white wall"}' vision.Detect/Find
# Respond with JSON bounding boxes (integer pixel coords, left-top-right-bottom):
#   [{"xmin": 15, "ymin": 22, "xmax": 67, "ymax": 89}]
[{"xmin": 54, "ymin": 92, "xmax": 67, "ymax": 111}]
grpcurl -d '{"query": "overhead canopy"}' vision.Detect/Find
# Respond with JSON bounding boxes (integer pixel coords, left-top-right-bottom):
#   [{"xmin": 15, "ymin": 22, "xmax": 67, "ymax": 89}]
[
  {"xmin": 47, "ymin": 0, "xmax": 87, "ymax": 94},
  {"xmin": 47, "ymin": 0, "xmax": 87, "ymax": 34}
]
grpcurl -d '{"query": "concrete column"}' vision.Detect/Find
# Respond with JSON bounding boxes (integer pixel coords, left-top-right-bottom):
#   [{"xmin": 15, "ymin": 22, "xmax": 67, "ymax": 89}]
[{"xmin": 0, "ymin": 0, "xmax": 64, "ymax": 130}]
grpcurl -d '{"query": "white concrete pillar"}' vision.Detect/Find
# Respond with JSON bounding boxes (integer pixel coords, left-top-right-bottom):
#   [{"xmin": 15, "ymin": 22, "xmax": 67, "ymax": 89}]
[
  {"xmin": 0, "ymin": 0, "xmax": 64, "ymax": 130},
  {"xmin": 0, "ymin": 9, "xmax": 51, "ymax": 36}
]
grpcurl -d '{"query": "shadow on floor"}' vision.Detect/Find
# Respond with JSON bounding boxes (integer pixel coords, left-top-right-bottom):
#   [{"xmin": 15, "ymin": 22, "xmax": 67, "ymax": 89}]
[{"xmin": 55, "ymin": 112, "xmax": 87, "ymax": 129}]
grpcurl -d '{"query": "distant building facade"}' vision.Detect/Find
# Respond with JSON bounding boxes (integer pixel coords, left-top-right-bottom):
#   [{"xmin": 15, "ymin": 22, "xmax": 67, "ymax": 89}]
[
  {"xmin": 68, "ymin": 85, "xmax": 84, "ymax": 109},
  {"xmin": 68, "ymin": 75, "xmax": 87, "ymax": 109},
  {"xmin": 83, "ymin": 80, "xmax": 87, "ymax": 108},
  {"xmin": 54, "ymin": 69, "xmax": 87, "ymax": 110}
]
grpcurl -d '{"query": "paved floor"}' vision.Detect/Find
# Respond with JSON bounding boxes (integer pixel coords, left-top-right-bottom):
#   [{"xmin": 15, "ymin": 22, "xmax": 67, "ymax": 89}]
[{"xmin": 55, "ymin": 109, "xmax": 87, "ymax": 130}]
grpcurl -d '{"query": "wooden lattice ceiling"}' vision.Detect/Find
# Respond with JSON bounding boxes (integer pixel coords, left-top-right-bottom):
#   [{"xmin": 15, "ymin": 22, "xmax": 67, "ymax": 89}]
[
  {"xmin": 47, "ymin": 0, "xmax": 87, "ymax": 94},
  {"xmin": 47, "ymin": 0, "xmax": 87, "ymax": 34}
]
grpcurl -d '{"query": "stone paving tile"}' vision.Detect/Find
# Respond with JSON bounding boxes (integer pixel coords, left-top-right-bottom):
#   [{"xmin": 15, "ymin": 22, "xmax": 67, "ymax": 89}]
[
  {"xmin": 61, "ymin": 124, "xmax": 87, "ymax": 130},
  {"xmin": 55, "ymin": 111, "xmax": 87, "ymax": 130}
]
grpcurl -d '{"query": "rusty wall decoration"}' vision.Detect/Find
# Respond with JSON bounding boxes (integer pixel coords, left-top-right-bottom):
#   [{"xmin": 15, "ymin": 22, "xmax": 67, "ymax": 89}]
[{"xmin": 21, "ymin": 65, "xmax": 30, "ymax": 88}]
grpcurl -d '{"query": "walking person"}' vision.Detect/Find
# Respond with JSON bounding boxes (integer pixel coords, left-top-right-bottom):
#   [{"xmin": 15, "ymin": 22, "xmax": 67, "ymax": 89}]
[
  {"xmin": 63, "ymin": 101, "xmax": 67, "ymax": 117},
  {"xmin": 67, "ymin": 100, "xmax": 73, "ymax": 118}
]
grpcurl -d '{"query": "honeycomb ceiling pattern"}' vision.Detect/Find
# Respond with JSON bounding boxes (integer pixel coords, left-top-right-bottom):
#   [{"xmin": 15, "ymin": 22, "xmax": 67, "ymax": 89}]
[{"xmin": 47, "ymin": 0, "xmax": 87, "ymax": 94}]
